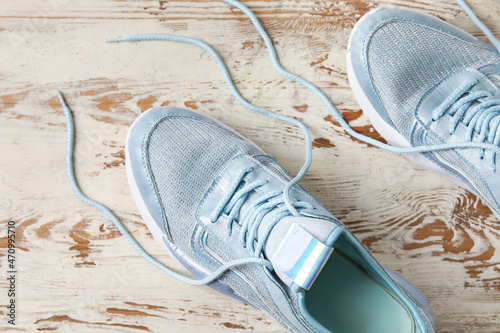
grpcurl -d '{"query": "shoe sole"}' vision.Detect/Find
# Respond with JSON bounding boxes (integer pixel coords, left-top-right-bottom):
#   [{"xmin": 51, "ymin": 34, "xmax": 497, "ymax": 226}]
[{"xmin": 346, "ymin": 8, "xmax": 500, "ymax": 220}]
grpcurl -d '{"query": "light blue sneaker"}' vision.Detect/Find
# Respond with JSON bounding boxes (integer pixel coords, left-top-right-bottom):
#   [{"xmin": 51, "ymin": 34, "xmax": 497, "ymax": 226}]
[
  {"xmin": 124, "ymin": 105, "xmax": 435, "ymax": 333},
  {"xmin": 347, "ymin": 6, "xmax": 500, "ymax": 219}
]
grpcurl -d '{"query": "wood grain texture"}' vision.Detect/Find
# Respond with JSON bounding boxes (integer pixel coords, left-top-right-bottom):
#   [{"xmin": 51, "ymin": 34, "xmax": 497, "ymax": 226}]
[{"xmin": 1, "ymin": 0, "xmax": 500, "ymax": 332}]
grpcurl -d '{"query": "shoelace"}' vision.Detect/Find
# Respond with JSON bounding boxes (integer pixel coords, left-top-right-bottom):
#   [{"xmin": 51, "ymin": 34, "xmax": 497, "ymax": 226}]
[
  {"xmin": 210, "ymin": 167, "xmax": 313, "ymax": 257},
  {"xmin": 58, "ymin": 0, "xmax": 500, "ymax": 286},
  {"xmin": 433, "ymin": 79, "xmax": 500, "ymax": 169},
  {"xmin": 456, "ymin": 0, "xmax": 500, "ymax": 51}
]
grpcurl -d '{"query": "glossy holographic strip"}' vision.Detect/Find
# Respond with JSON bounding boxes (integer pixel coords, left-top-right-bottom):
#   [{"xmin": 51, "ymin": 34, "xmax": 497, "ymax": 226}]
[{"xmin": 273, "ymin": 223, "xmax": 333, "ymax": 290}]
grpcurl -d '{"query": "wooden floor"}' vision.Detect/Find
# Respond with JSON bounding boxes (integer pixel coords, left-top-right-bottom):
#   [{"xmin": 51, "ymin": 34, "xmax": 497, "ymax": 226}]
[{"xmin": 1, "ymin": 0, "xmax": 500, "ymax": 332}]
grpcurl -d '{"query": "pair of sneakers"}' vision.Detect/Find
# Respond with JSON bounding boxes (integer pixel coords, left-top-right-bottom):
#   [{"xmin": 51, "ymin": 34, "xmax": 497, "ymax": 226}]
[{"xmin": 59, "ymin": 1, "xmax": 500, "ymax": 333}]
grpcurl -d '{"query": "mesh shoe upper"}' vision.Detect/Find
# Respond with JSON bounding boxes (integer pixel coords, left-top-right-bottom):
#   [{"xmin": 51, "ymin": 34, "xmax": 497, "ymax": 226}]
[{"xmin": 147, "ymin": 115, "xmax": 263, "ymax": 245}]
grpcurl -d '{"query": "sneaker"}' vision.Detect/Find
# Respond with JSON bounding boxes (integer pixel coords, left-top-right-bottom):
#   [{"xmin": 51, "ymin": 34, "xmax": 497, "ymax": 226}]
[
  {"xmin": 125, "ymin": 105, "xmax": 435, "ymax": 332},
  {"xmin": 347, "ymin": 6, "xmax": 500, "ymax": 219}
]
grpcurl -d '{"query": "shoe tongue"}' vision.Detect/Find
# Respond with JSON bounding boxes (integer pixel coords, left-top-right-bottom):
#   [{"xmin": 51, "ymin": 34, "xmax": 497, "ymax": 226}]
[{"xmin": 263, "ymin": 215, "xmax": 343, "ymax": 291}]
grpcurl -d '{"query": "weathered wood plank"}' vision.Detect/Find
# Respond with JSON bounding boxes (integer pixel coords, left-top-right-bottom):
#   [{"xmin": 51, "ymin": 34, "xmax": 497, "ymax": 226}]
[{"xmin": 1, "ymin": 0, "xmax": 500, "ymax": 332}]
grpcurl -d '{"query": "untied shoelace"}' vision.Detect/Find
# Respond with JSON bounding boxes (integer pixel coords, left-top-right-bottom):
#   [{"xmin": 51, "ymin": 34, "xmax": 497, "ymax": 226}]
[{"xmin": 57, "ymin": 0, "xmax": 500, "ymax": 286}]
